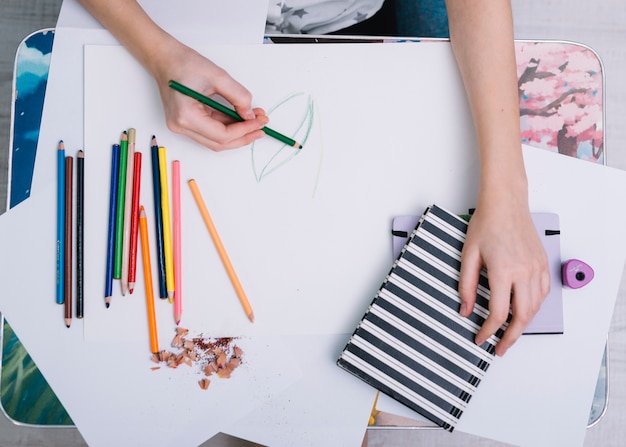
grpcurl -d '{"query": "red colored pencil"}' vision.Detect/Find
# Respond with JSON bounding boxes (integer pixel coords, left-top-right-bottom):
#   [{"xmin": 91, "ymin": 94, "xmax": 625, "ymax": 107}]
[{"xmin": 128, "ymin": 151, "xmax": 142, "ymax": 294}]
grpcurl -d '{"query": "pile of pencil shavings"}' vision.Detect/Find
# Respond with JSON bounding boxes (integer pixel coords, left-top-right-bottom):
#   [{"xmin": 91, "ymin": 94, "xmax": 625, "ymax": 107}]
[{"xmin": 150, "ymin": 327, "xmax": 244, "ymax": 390}]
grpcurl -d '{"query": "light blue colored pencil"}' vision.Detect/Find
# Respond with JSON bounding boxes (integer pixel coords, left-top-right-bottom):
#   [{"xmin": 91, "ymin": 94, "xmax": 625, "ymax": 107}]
[{"xmin": 56, "ymin": 140, "xmax": 65, "ymax": 304}]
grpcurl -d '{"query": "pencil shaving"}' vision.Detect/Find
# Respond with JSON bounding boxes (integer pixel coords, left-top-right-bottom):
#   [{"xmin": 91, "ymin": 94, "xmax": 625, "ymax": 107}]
[{"xmin": 149, "ymin": 328, "xmax": 244, "ymax": 391}]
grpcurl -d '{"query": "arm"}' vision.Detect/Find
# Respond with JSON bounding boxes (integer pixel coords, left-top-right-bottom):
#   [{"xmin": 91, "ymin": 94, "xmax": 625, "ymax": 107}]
[
  {"xmin": 445, "ymin": 0, "xmax": 550, "ymax": 356},
  {"xmin": 78, "ymin": 0, "xmax": 269, "ymax": 150}
]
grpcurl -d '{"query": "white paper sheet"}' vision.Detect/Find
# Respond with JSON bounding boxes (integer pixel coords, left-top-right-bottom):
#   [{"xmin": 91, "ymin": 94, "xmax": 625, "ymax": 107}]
[
  {"xmin": 0, "ymin": 185, "xmax": 302, "ymax": 447},
  {"xmin": 30, "ymin": 0, "xmax": 268, "ymax": 198},
  {"xmin": 79, "ymin": 42, "xmax": 626, "ymax": 447},
  {"xmin": 224, "ymin": 334, "xmax": 376, "ymax": 447},
  {"xmin": 56, "ymin": 0, "xmax": 269, "ymax": 44},
  {"xmin": 82, "ymin": 43, "xmax": 479, "ymax": 340}
]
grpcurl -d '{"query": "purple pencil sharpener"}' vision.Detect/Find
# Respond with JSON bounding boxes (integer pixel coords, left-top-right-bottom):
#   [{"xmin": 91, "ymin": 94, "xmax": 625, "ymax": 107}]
[{"xmin": 562, "ymin": 259, "xmax": 594, "ymax": 289}]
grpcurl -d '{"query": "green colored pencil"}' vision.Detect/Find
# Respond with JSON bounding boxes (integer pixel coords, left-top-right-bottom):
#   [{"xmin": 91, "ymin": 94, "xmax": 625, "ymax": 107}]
[
  {"xmin": 114, "ymin": 130, "xmax": 128, "ymax": 279},
  {"xmin": 168, "ymin": 80, "xmax": 302, "ymax": 149}
]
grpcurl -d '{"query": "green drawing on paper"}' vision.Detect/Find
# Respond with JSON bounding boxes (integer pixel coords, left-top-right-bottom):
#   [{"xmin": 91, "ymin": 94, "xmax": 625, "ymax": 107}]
[{"xmin": 251, "ymin": 92, "xmax": 315, "ymax": 182}]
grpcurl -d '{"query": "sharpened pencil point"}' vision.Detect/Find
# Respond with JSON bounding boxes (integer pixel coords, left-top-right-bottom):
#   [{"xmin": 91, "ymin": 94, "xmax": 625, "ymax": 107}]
[
  {"xmin": 248, "ymin": 312, "xmax": 255, "ymax": 323},
  {"xmin": 65, "ymin": 319, "xmax": 71, "ymax": 328}
]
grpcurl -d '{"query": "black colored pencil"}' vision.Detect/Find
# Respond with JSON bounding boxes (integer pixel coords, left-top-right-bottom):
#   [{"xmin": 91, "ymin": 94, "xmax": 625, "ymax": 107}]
[{"xmin": 76, "ymin": 150, "xmax": 84, "ymax": 318}]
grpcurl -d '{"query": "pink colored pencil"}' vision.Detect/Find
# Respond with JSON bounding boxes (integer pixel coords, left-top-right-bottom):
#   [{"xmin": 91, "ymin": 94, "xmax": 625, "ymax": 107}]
[{"xmin": 172, "ymin": 160, "xmax": 182, "ymax": 325}]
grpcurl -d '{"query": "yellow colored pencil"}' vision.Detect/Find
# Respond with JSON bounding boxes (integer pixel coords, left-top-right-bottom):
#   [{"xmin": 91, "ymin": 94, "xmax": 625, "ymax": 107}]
[
  {"xmin": 158, "ymin": 146, "xmax": 175, "ymax": 302},
  {"xmin": 139, "ymin": 206, "xmax": 159, "ymax": 354},
  {"xmin": 188, "ymin": 179, "xmax": 255, "ymax": 323}
]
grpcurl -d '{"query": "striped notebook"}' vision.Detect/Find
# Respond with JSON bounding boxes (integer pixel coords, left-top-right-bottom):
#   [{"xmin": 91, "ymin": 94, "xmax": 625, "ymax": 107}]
[{"xmin": 337, "ymin": 204, "xmax": 507, "ymax": 431}]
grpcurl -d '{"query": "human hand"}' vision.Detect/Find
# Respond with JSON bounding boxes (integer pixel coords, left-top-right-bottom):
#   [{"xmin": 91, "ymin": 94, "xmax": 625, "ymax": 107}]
[
  {"xmin": 149, "ymin": 39, "xmax": 269, "ymax": 151},
  {"xmin": 458, "ymin": 193, "xmax": 550, "ymax": 356}
]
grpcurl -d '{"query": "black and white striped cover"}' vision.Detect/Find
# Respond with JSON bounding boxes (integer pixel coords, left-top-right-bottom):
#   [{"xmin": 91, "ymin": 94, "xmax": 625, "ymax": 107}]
[{"xmin": 337, "ymin": 205, "xmax": 508, "ymax": 431}]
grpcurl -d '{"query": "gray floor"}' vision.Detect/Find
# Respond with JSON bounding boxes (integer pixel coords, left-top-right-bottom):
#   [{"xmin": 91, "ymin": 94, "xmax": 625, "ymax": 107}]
[{"xmin": 1, "ymin": 1, "xmax": 625, "ymax": 446}]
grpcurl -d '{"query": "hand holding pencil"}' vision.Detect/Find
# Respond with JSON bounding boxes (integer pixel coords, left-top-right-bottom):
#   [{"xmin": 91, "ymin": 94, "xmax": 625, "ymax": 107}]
[{"xmin": 150, "ymin": 43, "xmax": 269, "ymax": 151}]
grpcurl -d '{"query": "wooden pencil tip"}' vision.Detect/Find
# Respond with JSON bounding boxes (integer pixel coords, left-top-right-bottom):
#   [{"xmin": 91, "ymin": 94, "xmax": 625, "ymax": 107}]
[
  {"xmin": 175, "ymin": 319, "xmax": 180, "ymax": 326},
  {"xmin": 58, "ymin": 140, "xmax": 65, "ymax": 149},
  {"xmin": 248, "ymin": 312, "xmax": 255, "ymax": 323},
  {"xmin": 65, "ymin": 319, "xmax": 71, "ymax": 328},
  {"xmin": 77, "ymin": 149, "xmax": 84, "ymax": 158}
]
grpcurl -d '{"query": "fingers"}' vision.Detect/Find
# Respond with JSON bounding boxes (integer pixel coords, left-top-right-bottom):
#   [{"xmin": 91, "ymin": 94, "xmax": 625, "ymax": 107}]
[
  {"xmin": 211, "ymin": 69, "xmax": 257, "ymax": 121},
  {"xmin": 492, "ymin": 269, "xmax": 550, "ymax": 356},
  {"xmin": 474, "ymin": 277, "xmax": 515, "ymax": 351},
  {"xmin": 469, "ymin": 264, "xmax": 550, "ymax": 357},
  {"xmin": 167, "ymin": 98, "xmax": 269, "ymax": 151},
  {"xmin": 458, "ymin": 244, "xmax": 481, "ymax": 317}
]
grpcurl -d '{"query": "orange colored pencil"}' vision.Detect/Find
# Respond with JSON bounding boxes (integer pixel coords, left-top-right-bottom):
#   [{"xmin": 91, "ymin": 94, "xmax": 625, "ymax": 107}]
[
  {"xmin": 139, "ymin": 206, "xmax": 159, "ymax": 354},
  {"xmin": 187, "ymin": 179, "xmax": 254, "ymax": 323}
]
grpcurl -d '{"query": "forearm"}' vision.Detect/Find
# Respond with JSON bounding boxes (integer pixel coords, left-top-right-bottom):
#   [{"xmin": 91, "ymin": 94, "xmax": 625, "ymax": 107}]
[
  {"xmin": 77, "ymin": 0, "xmax": 179, "ymax": 80},
  {"xmin": 445, "ymin": 0, "xmax": 527, "ymax": 201}
]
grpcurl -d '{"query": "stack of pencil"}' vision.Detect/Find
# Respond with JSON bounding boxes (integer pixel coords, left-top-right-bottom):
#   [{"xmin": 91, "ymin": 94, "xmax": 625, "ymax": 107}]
[
  {"xmin": 99, "ymin": 126, "xmax": 258, "ymax": 352},
  {"xmin": 105, "ymin": 129, "xmax": 143, "ymax": 305},
  {"xmin": 149, "ymin": 136, "xmax": 183, "ymax": 324},
  {"xmin": 56, "ymin": 141, "xmax": 84, "ymax": 328},
  {"xmin": 103, "ymin": 130, "xmax": 185, "ymax": 350}
]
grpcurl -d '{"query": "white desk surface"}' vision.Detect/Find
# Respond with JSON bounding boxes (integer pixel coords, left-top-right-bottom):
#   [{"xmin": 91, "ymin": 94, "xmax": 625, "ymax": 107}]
[{"xmin": 2, "ymin": 3, "xmax": 626, "ymax": 446}]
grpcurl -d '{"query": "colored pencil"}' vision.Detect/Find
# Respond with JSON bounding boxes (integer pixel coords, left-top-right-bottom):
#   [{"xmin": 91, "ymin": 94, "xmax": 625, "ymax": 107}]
[
  {"xmin": 114, "ymin": 131, "xmax": 129, "ymax": 279},
  {"xmin": 172, "ymin": 160, "xmax": 182, "ymax": 325},
  {"xmin": 188, "ymin": 179, "xmax": 255, "ymax": 323},
  {"xmin": 128, "ymin": 151, "xmax": 142, "ymax": 294},
  {"xmin": 150, "ymin": 137, "xmax": 167, "ymax": 299},
  {"xmin": 158, "ymin": 146, "xmax": 175, "ymax": 302},
  {"xmin": 120, "ymin": 128, "xmax": 136, "ymax": 295},
  {"xmin": 56, "ymin": 140, "xmax": 65, "ymax": 305},
  {"xmin": 105, "ymin": 144, "xmax": 121, "ymax": 308},
  {"xmin": 139, "ymin": 206, "xmax": 159, "ymax": 354},
  {"xmin": 168, "ymin": 80, "xmax": 303, "ymax": 149},
  {"xmin": 76, "ymin": 150, "xmax": 84, "ymax": 319},
  {"xmin": 64, "ymin": 156, "xmax": 73, "ymax": 328}
]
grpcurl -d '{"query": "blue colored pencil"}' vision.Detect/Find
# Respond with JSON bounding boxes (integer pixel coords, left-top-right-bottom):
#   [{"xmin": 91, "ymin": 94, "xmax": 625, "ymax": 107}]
[
  {"xmin": 105, "ymin": 144, "xmax": 121, "ymax": 308},
  {"xmin": 56, "ymin": 140, "xmax": 66, "ymax": 305},
  {"xmin": 151, "ymin": 136, "xmax": 167, "ymax": 299}
]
